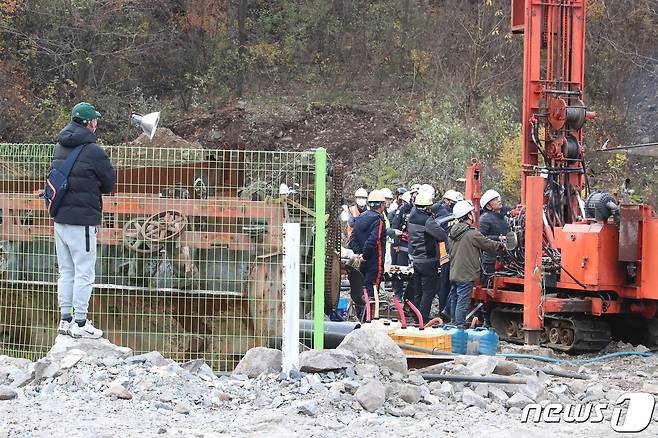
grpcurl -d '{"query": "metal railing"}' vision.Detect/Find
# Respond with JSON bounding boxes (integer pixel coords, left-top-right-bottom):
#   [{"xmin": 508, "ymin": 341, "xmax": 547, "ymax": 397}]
[{"xmin": 0, "ymin": 143, "xmax": 332, "ymax": 370}]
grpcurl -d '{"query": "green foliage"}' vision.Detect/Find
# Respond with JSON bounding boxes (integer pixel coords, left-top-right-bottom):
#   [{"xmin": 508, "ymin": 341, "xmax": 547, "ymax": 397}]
[
  {"xmin": 362, "ymin": 97, "xmax": 521, "ymax": 196},
  {"xmin": 497, "ymin": 134, "xmax": 522, "ymax": 202}
]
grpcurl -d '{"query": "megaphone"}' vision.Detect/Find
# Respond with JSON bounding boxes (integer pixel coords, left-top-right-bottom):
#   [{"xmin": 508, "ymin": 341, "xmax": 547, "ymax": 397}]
[{"xmin": 130, "ymin": 111, "xmax": 160, "ymax": 141}]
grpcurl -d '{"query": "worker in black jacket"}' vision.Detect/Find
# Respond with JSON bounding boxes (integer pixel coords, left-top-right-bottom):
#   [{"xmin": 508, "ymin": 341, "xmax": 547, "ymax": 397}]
[
  {"xmin": 433, "ymin": 189, "xmax": 463, "ymax": 319},
  {"xmin": 350, "ymin": 190, "xmax": 388, "ymax": 305},
  {"xmin": 51, "ymin": 102, "xmax": 116, "ymax": 339},
  {"xmin": 389, "ymin": 190, "xmax": 413, "ymax": 300},
  {"xmin": 478, "ymin": 189, "xmax": 510, "ymax": 287},
  {"xmin": 408, "ymin": 191, "xmax": 448, "ymax": 323}
]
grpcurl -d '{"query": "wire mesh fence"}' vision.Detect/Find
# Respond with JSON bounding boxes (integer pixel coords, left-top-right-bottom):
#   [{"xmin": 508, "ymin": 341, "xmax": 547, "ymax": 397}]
[{"xmin": 0, "ymin": 143, "xmax": 330, "ymax": 371}]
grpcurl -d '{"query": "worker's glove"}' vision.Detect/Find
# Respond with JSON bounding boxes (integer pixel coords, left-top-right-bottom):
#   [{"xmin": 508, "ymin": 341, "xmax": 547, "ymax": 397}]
[
  {"xmin": 346, "ymin": 254, "xmax": 363, "ymax": 269},
  {"xmin": 394, "ymin": 229, "xmax": 403, "ymax": 236},
  {"xmin": 341, "ymin": 247, "xmax": 355, "ymax": 259}
]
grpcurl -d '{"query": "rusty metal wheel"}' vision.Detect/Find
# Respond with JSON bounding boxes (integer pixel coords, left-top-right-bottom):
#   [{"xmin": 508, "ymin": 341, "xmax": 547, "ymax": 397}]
[
  {"xmin": 122, "ymin": 217, "xmax": 159, "ymax": 254},
  {"xmin": 504, "ymin": 319, "xmax": 517, "ymax": 338},
  {"xmin": 560, "ymin": 328, "xmax": 575, "ymax": 347},
  {"xmin": 142, "ymin": 210, "xmax": 187, "ymax": 243},
  {"xmin": 539, "ymin": 327, "xmax": 549, "ymax": 344},
  {"xmin": 549, "ymin": 327, "xmax": 561, "ymax": 344},
  {"xmin": 515, "ymin": 321, "xmax": 525, "ymax": 340}
]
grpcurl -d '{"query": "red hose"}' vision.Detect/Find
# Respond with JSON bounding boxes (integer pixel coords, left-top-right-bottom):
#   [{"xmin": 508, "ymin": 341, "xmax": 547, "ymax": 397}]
[
  {"xmin": 424, "ymin": 317, "xmax": 444, "ymax": 328},
  {"xmin": 405, "ymin": 299, "xmax": 424, "ymax": 328},
  {"xmin": 363, "ymin": 288, "xmax": 371, "ymax": 322},
  {"xmin": 392, "ymin": 295, "xmax": 407, "ymax": 328}
]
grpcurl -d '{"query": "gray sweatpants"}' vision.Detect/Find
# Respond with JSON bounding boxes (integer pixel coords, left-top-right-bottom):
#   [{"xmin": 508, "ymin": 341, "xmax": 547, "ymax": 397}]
[{"xmin": 54, "ymin": 223, "xmax": 97, "ymax": 321}]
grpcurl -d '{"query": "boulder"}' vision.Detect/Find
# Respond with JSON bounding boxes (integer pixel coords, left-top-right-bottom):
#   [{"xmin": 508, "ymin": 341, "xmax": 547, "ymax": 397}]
[
  {"xmin": 0, "ymin": 356, "xmax": 31, "ymax": 369},
  {"xmin": 355, "ymin": 379, "xmax": 386, "ymax": 412},
  {"xmin": 0, "ymin": 386, "xmax": 17, "ymax": 400},
  {"xmin": 299, "ymin": 349, "xmax": 356, "ymax": 373},
  {"xmin": 338, "ymin": 329, "xmax": 407, "ymax": 375},
  {"xmin": 493, "ymin": 360, "xmax": 518, "ymax": 376},
  {"xmin": 125, "ymin": 351, "xmax": 169, "ymax": 367},
  {"xmin": 297, "ymin": 400, "xmax": 319, "ymax": 416},
  {"xmin": 462, "ymin": 388, "xmax": 488, "ymax": 410},
  {"xmin": 488, "ymin": 386, "xmax": 509, "ymax": 404},
  {"xmin": 60, "ymin": 349, "xmax": 86, "ymax": 370},
  {"xmin": 8, "ymin": 370, "xmax": 33, "ymax": 388},
  {"xmin": 506, "ymin": 393, "xmax": 534, "ymax": 409},
  {"xmin": 108, "ymin": 384, "xmax": 133, "ymax": 400},
  {"xmin": 180, "ymin": 359, "xmax": 216, "ymax": 380},
  {"xmin": 474, "ymin": 383, "xmax": 489, "ymax": 398},
  {"xmin": 233, "ymin": 347, "xmax": 282, "ymax": 378},
  {"xmin": 400, "ymin": 384, "xmax": 422, "ymax": 404},
  {"xmin": 433, "ymin": 381, "xmax": 454, "ymax": 397},
  {"xmin": 32, "ymin": 359, "xmax": 61, "ymax": 382},
  {"xmin": 47, "ymin": 335, "xmax": 132, "ymax": 361},
  {"xmin": 355, "ymin": 363, "xmax": 380, "ymax": 378},
  {"xmin": 467, "ymin": 356, "xmax": 499, "ymax": 376},
  {"xmin": 498, "ymin": 375, "xmax": 545, "ymax": 401}
]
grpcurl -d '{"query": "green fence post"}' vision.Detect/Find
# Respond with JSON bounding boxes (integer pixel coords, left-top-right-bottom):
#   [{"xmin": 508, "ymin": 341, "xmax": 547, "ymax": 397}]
[{"xmin": 313, "ymin": 148, "xmax": 327, "ymax": 349}]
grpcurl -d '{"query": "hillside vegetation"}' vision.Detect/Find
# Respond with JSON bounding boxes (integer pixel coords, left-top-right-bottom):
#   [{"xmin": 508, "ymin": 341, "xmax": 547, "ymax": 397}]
[{"xmin": 1, "ymin": 1, "xmax": 656, "ymax": 202}]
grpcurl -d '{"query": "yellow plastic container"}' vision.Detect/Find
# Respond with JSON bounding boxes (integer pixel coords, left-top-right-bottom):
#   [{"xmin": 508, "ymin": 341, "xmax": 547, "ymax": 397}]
[{"xmin": 391, "ymin": 326, "xmax": 452, "ymax": 355}]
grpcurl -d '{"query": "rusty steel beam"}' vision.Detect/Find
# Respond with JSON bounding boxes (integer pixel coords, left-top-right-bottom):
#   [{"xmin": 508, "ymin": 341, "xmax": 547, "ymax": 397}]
[
  {"xmin": 0, "ymin": 225, "xmax": 263, "ymax": 251},
  {"xmin": 0, "ymin": 194, "xmax": 285, "ymax": 221}
]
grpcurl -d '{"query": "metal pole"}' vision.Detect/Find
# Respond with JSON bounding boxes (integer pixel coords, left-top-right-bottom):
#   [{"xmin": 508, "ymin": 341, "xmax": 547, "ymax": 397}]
[
  {"xmin": 421, "ymin": 373, "xmax": 527, "ymax": 384},
  {"xmin": 282, "ymin": 223, "xmax": 300, "ymax": 374},
  {"xmin": 524, "ymin": 175, "xmax": 544, "ymax": 344},
  {"xmin": 313, "ymin": 148, "xmax": 327, "ymax": 349}
]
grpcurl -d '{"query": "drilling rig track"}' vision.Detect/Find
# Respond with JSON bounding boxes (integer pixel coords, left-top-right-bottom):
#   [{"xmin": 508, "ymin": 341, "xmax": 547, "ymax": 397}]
[{"xmin": 489, "ymin": 306, "xmax": 611, "ymax": 352}]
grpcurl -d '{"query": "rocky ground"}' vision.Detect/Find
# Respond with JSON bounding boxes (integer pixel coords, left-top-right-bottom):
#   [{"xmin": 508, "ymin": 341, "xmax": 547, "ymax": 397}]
[{"xmin": 0, "ymin": 330, "xmax": 657, "ymax": 438}]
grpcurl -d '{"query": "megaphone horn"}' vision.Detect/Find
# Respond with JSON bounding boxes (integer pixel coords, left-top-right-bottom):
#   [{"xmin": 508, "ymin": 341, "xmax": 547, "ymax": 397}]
[{"xmin": 130, "ymin": 111, "xmax": 160, "ymax": 141}]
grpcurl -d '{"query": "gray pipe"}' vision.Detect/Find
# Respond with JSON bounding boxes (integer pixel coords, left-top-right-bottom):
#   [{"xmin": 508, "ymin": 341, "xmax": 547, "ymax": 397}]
[
  {"xmin": 421, "ymin": 373, "xmax": 527, "ymax": 384},
  {"xmin": 269, "ymin": 320, "xmax": 361, "ymax": 349},
  {"xmin": 540, "ymin": 366, "xmax": 591, "ymax": 380},
  {"xmin": 398, "ymin": 343, "xmax": 456, "ymax": 356},
  {"xmin": 299, "ymin": 320, "xmax": 361, "ymax": 349}
]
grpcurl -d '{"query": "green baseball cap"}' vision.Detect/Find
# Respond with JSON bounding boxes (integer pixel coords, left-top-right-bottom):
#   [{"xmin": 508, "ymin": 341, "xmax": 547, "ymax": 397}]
[{"xmin": 71, "ymin": 102, "xmax": 101, "ymax": 123}]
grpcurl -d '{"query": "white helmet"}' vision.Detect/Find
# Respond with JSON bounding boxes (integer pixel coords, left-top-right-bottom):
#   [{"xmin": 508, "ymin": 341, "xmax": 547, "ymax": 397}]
[
  {"xmin": 410, "ymin": 184, "xmax": 421, "ymax": 194},
  {"xmin": 355, "ymin": 188, "xmax": 368, "ymax": 198},
  {"xmin": 414, "ymin": 191, "xmax": 434, "ymax": 207},
  {"xmin": 453, "ymin": 200, "xmax": 475, "ymax": 219},
  {"xmin": 380, "ymin": 187, "xmax": 394, "ymax": 200},
  {"xmin": 401, "ymin": 191, "xmax": 412, "ymax": 204},
  {"xmin": 367, "ymin": 189, "xmax": 386, "ymax": 203},
  {"xmin": 443, "ymin": 189, "xmax": 464, "ymax": 203},
  {"xmin": 419, "ymin": 184, "xmax": 435, "ymax": 199},
  {"xmin": 480, "ymin": 189, "xmax": 501, "ymax": 209}
]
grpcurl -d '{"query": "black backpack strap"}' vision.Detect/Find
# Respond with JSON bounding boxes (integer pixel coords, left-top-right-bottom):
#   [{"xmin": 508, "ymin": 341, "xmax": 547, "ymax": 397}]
[{"xmin": 59, "ymin": 144, "xmax": 86, "ymax": 176}]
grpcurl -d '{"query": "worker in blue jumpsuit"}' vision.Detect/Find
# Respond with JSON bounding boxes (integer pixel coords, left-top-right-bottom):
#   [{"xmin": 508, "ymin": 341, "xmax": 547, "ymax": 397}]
[{"xmin": 351, "ymin": 190, "xmax": 388, "ymax": 308}]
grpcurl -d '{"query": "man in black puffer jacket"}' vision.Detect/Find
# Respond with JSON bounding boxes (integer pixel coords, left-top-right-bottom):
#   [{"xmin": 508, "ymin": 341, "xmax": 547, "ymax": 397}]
[
  {"xmin": 408, "ymin": 191, "xmax": 447, "ymax": 324},
  {"xmin": 478, "ymin": 189, "xmax": 510, "ymax": 288},
  {"xmin": 51, "ymin": 102, "xmax": 116, "ymax": 339}
]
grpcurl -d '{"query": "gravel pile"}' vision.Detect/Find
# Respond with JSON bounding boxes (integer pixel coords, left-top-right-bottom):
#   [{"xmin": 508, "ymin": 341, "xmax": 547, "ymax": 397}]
[{"xmin": 0, "ymin": 330, "xmax": 657, "ymax": 437}]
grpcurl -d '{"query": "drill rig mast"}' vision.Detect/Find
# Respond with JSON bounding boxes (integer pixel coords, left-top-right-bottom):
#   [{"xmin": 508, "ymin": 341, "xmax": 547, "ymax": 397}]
[{"xmin": 469, "ymin": 0, "xmax": 658, "ymax": 350}]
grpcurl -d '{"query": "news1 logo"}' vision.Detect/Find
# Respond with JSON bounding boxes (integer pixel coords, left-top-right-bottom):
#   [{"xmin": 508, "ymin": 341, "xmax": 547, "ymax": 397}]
[{"xmin": 520, "ymin": 392, "xmax": 656, "ymax": 433}]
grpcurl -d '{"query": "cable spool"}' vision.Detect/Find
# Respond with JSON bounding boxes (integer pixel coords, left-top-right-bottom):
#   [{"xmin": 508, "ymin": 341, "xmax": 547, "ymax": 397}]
[
  {"xmin": 566, "ymin": 100, "xmax": 587, "ymax": 130},
  {"xmin": 563, "ymin": 135, "xmax": 580, "ymax": 159}
]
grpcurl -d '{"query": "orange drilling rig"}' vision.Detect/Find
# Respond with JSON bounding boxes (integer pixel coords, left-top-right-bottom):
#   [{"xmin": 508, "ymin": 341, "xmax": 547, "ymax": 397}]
[{"xmin": 467, "ymin": 0, "xmax": 658, "ymax": 351}]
